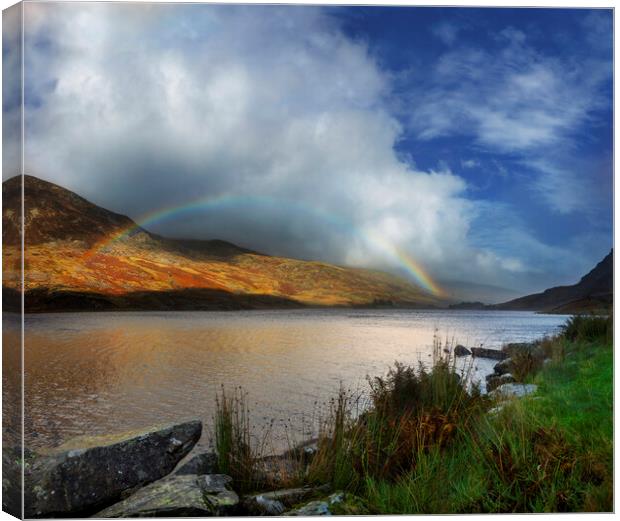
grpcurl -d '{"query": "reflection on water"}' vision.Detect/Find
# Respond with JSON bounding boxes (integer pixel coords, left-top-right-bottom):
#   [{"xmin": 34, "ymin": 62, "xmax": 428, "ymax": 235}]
[{"xmin": 19, "ymin": 309, "xmax": 568, "ymax": 451}]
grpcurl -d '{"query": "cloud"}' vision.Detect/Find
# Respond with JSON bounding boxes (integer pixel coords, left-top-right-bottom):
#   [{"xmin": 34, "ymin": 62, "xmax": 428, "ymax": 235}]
[
  {"xmin": 18, "ymin": 3, "xmax": 501, "ymax": 285},
  {"xmin": 432, "ymin": 21, "xmax": 458, "ymax": 46},
  {"xmin": 408, "ymin": 23, "xmax": 612, "ymax": 214},
  {"xmin": 460, "ymin": 159, "xmax": 479, "ymax": 169}
]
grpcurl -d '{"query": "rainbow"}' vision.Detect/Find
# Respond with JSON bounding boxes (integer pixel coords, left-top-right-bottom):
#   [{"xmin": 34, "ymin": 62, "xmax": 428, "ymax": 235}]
[{"xmin": 83, "ymin": 194, "xmax": 446, "ymax": 297}]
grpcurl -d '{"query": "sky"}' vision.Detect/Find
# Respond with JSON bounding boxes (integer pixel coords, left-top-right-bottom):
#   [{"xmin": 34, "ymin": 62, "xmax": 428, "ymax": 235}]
[{"xmin": 2, "ymin": 3, "xmax": 614, "ymax": 300}]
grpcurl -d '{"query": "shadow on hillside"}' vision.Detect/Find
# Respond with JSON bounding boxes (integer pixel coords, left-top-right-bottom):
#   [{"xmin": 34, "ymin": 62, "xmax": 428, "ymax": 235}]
[{"xmin": 4, "ymin": 287, "xmax": 304, "ymax": 313}]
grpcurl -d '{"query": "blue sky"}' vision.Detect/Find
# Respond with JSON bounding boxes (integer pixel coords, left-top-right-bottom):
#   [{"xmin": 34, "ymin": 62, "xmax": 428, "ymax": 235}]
[{"xmin": 3, "ymin": 4, "xmax": 613, "ymax": 301}]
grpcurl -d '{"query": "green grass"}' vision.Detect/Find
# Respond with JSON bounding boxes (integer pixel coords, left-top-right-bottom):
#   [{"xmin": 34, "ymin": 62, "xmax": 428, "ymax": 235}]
[
  {"xmin": 214, "ymin": 315, "xmax": 612, "ymax": 512},
  {"xmin": 358, "ymin": 317, "xmax": 613, "ymax": 513}
]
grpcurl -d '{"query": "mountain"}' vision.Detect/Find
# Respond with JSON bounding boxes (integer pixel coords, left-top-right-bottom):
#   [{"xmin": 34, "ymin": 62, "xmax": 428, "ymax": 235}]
[
  {"xmin": 439, "ymin": 279, "xmax": 521, "ymax": 305},
  {"xmin": 3, "ymin": 175, "xmax": 443, "ymax": 312},
  {"xmin": 495, "ymin": 250, "xmax": 613, "ymax": 313}
]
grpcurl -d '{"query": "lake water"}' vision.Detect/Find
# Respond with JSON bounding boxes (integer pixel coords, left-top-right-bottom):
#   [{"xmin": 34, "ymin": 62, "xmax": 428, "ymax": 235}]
[{"xmin": 6, "ymin": 309, "xmax": 568, "ymax": 452}]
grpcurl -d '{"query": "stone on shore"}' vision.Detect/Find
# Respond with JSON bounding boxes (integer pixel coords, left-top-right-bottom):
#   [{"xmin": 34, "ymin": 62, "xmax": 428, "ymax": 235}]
[
  {"xmin": 25, "ymin": 420, "xmax": 202, "ymax": 517},
  {"xmin": 454, "ymin": 344, "xmax": 471, "ymax": 356},
  {"xmin": 97, "ymin": 474, "xmax": 238, "ymax": 517},
  {"xmin": 284, "ymin": 492, "xmax": 368, "ymax": 516},
  {"xmin": 175, "ymin": 450, "xmax": 218, "ymax": 476},
  {"xmin": 502, "ymin": 342, "xmax": 545, "ymax": 360},
  {"xmin": 489, "ymin": 383, "xmax": 538, "ymax": 400},
  {"xmin": 485, "ymin": 373, "xmax": 516, "ymax": 392},
  {"xmin": 493, "ymin": 358, "xmax": 514, "ymax": 376},
  {"xmin": 470, "ymin": 347, "xmax": 508, "ymax": 360},
  {"xmin": 242, "ymin": 486, "xmax": 327, "ymax": 516}
]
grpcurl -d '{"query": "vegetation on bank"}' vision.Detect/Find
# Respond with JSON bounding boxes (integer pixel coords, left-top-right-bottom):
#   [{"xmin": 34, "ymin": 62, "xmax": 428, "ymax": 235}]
[{"xmin": 214, "ymin": 315, "xmax": 613, "ymax": 513}]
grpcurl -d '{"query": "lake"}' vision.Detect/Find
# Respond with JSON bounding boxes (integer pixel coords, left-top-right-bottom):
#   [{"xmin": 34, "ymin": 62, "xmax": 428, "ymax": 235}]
[{"xmin": 6, "ymin": 309, "xmax": 568, "ymax": 452}]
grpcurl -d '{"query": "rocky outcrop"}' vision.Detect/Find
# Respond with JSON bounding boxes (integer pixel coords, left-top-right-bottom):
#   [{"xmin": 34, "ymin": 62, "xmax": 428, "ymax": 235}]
[
  {"xmin": 96, "ymin": 474, "xmax": 238, "ymax": 517},
  {"xmin": 489, "ymin": 383, "xmax": 538, "ymax": 400},
  {"xmin": 284, "ymin": 492, "xmax": 368, "ymax": 516},
  {"xmin": 471, "ymin": 347, "xmax": 508, "ymax": 360},
  {"xmin": 454, "ymin": 344, "xmax": 471, "ymax": 356},
  {"xmin": 175, "ymin": 450, "xmax": 218, "ymax": 476},
  {"xmin": 242, "ymin": 486, "xmax": 328, "ymax": 516},
  {"xmin": 485, "ymin": 373, "xmax": 516, "ymax": 392},
  {"xmin": 501, "ymin": 342, "xmax": 544, "ymax": 360},
  {"xmin": 25, "ymin": 420, "xmax": 202, "ymax": 517}
]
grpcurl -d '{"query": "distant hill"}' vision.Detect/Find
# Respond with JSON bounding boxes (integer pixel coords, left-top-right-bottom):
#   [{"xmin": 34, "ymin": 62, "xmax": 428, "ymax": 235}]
[
  {"xmin": 439, "ymin": 279, "xmax": 521, "ymax": 305},
  {"xmin": 3, "ymin": 175, "xmax": 443, "ymax": 312},
  {"xmin": 495, "ymin": 250, "xmax": 613, "ymax": 313}
]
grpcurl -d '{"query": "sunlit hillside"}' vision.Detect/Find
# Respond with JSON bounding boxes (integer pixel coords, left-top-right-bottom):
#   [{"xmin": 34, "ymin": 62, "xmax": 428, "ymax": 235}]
[{"xmin": 3, "ymin": 176, "xmax": 442, "ymax": 311}]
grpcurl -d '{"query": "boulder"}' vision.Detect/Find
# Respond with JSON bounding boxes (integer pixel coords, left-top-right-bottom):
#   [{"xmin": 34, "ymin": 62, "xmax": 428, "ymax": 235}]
[
  {"xmin": 284, "ymin": 492, "xmax": 368, "ymax": 516},
  {"xmin": 97, "ymin": 474, "xmax": 238, "ymax": 517},
  {"xmin": 493, "ymin": 358, "xmax": 514, "ymax": 376},
  {"xmin": 489, "ymin": 383, "xmax": 538, "ymax": 400},
  {"xmin": 501, "ymin": 342, "xmax": 544, "ymax": 360},
  {"xmin": 454, "ymin": 344, "xmax": 471, "ymax": 356},
  {"xmin": 25, "ymin": 420, "xmax": 202, "ymax": 517},
  {"xmin": 175, "ymin": 450, "xmax": 218, "ymax": 475},
  {"xmin": 470, "ymin": 347, "xmax": 508, "ymax": 360},
  {"xmin": 242, "ymin": 486, "xmax": 327, "ymax": 515},
  {"xmin": 485, "ymin": 373, "xmax": 516, "ymax": 392}
]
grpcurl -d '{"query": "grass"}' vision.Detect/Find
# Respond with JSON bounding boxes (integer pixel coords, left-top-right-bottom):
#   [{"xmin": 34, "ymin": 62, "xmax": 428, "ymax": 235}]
[{"xmin": 213, "ymin": 315, "xmax": 613, "ymax": 513}]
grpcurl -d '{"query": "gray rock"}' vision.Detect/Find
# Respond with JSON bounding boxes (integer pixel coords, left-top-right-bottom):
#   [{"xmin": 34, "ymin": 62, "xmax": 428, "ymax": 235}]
[
  {"xmin": 493, "ymin": 358, "xmax": 514, "ymax": 376},
  {"xmin": 285, "ymin": 500, "xmax": 331, "ymax": 516},
  {"xmin": 25, "ymin": 420, "xmax": 202, "ymax": 517},
  {"xmin": 284, "ymin": 492, "xmax": 368, "ymax": 516},
  {"xmin": 485, "ymin": 373, "xmax": 516, "ymax": 392},
  {"xmin": 96, "ymin": 474, "xmax": 238, "ymax": 517},
  {"xmin": 175, "ymin": 450, "xmax": 218, "ymax": 475},
  {"xmin": 470, "ymin": 347, "xmax": 508, "ymax": 360},
  {"xmin": 489, "ymin": 383, "xmax": 538, "ymax": 400},
  {"xmin": 243, "ymin": 486, "xmax": 328, "ymax": 515},
  {"xmin": 454, "ymin": 344, "xmax": 471, "ymax": 356},
  {"xmin": 502, "ymin": 342, "xmax": 544, "ymax": 360}
]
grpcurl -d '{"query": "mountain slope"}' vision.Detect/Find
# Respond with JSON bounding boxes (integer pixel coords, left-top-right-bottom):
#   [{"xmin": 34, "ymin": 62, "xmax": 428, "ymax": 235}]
[
  {"xmin": 3, "ymin": 175, "xmax": 442, "ymax": 312},
  {"xmin": 495, "ymin": 250, "xmax": 613, "ymax": 313}
]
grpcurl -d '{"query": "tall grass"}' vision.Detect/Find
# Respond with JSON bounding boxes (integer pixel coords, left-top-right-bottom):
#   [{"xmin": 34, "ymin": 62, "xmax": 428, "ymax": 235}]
[
  {"xmin": 211, "ymin": 315, "xmax": 612, "ymax": 512},
  {"xmin": 214, "ymin": 385, "xmax": 260, "ymax": 491},
  {"xmin": 561, "ymin": 314, "xmax": 612, "ymax": 343}
]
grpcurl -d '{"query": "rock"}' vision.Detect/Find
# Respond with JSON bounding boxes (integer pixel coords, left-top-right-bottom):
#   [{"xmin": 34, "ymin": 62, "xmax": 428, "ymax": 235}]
[
  {"xmin": 502, "ymin": 342, "xmax": 544, "ymax": 360},
  {"xmin": 25, "ymin": 420, "xmax": 202, "ymax": 517},
  {"xmin": 493, "ymin": 358, "xmax": 514, "ymax": 376},
  {"xmin": 489, "ymin": 383, "xmax": 538, "ymax": 400},
  {"xmin": 470, "ymin": 347, "xmax": 508, "ymax": 360},
  {"xmin": 175, "ymin": 450, "xmax": 218, "ymax": 475},
  {"xmin": 454, "ymin": 344, "xmax": 471, "ymax": 356},
  {"xmin": 485, "ymin": 373, "xmax": 516, "ymax": 392},
  {"xmin": 284, "ymin": 492, "xmax": 368, "ymax": 516},
  {"xmin": 96, "ymin": 474, "xmax": 238, "ymax": 517},
  {"xmin": 242, "ymin": 486, "xmax": 326, "ymax": 515},
  {"xmin": 285, "ymin": 499, "xmax": 331, "ymax": 516}
]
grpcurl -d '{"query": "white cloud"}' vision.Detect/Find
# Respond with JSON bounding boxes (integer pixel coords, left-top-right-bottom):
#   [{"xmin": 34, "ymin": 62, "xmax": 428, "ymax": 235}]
[
  {"xmin": 461, "ymin": 159, "xmax": 479, "ymax": 169},
  {"xmin": 432, "ymin": 21, "xmax": 458, "ymax": 46},
  {"xmin": 409, "ymin": 26, "xmax": 611, "ymax": 214},
  {"xmin": 20, "ymin": 3, "xmax": 511, "ymax": 286}
]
